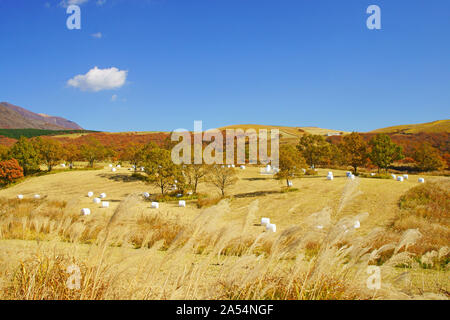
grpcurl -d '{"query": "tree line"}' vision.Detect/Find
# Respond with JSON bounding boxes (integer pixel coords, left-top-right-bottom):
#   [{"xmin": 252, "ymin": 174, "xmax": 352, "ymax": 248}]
[
  {"xmin": 276, "ymin": 132, "xmax": 446, "ymax": 186},
  {"xmin": 0, "ymin": 132, "xmax": 446, "ymax": 191}
]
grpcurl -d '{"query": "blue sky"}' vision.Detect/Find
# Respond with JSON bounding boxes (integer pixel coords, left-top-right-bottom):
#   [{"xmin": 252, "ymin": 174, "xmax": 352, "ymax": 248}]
[{"xmin": 0, "ymin": 0, "xmax": 449, "ymax": 132}]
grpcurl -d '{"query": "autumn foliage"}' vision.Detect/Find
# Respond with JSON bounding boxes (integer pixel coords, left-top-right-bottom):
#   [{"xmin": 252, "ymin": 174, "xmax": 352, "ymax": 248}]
[{"xmin": 0, "ymin": 159, "xmax": 24, "ymax": 186}]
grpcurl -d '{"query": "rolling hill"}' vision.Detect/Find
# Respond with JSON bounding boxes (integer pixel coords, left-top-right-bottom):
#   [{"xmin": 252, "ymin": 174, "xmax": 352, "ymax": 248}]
[
  {"xmin": 219, "ymin": 124, "xmax": 347, "ymax": 143},
  {"xmin": 370, "ymin": 120, "xmax": 450, "ymax": 134},
  {"xmin": 0, "ymin": 102, "xmax": 83, "ymax": 130}
]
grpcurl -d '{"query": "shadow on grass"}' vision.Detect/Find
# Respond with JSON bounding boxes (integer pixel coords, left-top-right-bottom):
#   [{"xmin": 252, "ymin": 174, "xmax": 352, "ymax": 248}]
[
  {"xmin": 243, "ymin": 177, "xmax": 272, "ymax": 181},
  {"xmin": 234, "ymin": 190, "xmax": 280, "ymax": 198},
  {"xmin": 97, "ymin": 173, "xmax": 144, "ymax": 183}
]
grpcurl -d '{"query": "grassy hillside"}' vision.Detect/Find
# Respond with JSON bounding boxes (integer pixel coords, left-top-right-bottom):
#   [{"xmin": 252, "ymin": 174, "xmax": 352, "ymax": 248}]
[
  {"xmin": 219, "ymin": 124, "xmax": 348, "ymax": 144},
  {"xmin": 371, "ymin": 120, "xmax": 450, "ymax": 134}
]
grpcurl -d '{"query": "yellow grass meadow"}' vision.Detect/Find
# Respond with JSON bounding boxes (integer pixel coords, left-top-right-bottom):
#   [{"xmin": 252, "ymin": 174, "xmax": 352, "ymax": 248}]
[{"xmin": 0, "ymin": 165, "xmax": 448, "ymax": 300}]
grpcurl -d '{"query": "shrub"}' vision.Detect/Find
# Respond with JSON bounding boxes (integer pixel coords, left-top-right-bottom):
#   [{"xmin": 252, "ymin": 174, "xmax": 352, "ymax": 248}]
[
  {"xmin": 196, "ymin": 196, "xmax": 222, "ymax": 208},
  {"xmin": 0, "ymin": 158, "xmax": 24, "ymax": 186},
  {"xmin": 304, "ymin": 169, "xmax": 318, "ymax": 176},
  {"xmin": 8, "ymin": 137, "xmax": 40, "ymax": 175},
  {"xmin": 391, "ymin": 181, "xmax": 450, "ymax": 261},
  {"xmin": 413, "ymin": 143, "xmax": 445, "ymax": 172}
]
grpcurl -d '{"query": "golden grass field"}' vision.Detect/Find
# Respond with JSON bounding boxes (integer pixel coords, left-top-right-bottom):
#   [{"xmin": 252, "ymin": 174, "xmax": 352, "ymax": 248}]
[
  {"xmin": 0, "ymin": 165, "xmax": 448, "ymax": 300},
  {"xmin": 371, "ymin": 119, "xmax": 450, "ymax": 134}
]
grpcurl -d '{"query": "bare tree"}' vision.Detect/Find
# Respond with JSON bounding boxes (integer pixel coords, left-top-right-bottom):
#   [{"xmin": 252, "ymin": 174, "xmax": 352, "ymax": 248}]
[
  {"xmin": 183, "ymin": 164, "xmax": 208, "ymax": 194},
  {"xmin": 207, "ymin": 165, "xmax": 238, "ymax": 197}
]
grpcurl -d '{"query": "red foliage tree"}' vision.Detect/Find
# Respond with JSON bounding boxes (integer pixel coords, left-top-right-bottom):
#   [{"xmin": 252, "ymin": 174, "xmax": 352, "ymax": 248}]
[{"xmin": 0, "ymin": 158, "xmax": 24, "ymax": 186}]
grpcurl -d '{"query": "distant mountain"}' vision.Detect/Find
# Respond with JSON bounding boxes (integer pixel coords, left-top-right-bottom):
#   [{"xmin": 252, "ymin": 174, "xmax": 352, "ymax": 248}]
[
  {"xmin": 370, "ymin": 120, "xmax": 450, "ymax": 134},
  {"xmin": 0, "ymin": 102, "xmax": 83, "ymax": 130}
]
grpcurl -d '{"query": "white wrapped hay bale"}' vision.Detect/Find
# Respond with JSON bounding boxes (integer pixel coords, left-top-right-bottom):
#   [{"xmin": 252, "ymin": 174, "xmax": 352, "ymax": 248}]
[
  {"xmin": 151, "ymin": 202, "xmax": 159, "ymax": 209},
  {"xmin": 354, "ymin": 220, "xmax": 360, "ymax": 229},
  {"xmin": 346, "ymin": 172, "xmax": 352, "ymax": 177},
  {"xmin": 111, "ymin": 168, "xmax": 117, "ymax": 172},
  {"xmin": 99, "ymin": 193, "xmax": 107, "ymax": 199},
  {"xmin": 179, "ymin": 200, "xmax": 186, "ymax": 207},
  {"xmin": 266, "ymin": 223, "xmax": 277, "ymax": 233},
  {"xmin": 287, "ymin": 180, "xmax": 293, "ymax": 187},
  {"xmin": 141, "ymin": 167, "xmax": 145, "ymax": 172},
  {"xmin": 328, "ymin": 172, "xmax": 333, "ymax": 176},
  {"xmin": 240, "ymin": 165, "xmax": 246, "ymax": 170},
  {"xmin": 370, "ymin": 173, "xmax": 376, "ymax": 176},
  {"xmin": 116, "ymin": 165, "xmax": 121, "ymax": 168},
  {"xmin": 61, "ymin": 164, "xmax": 66, "ymax": 168},
  {"xmin": 34, "ymin": 194, "xmax": 41, "ymax": 199},
  {"xmin": 418, "ymin": 178, "xmax": 425, "ymax": 183},
  {"xmin": 265, "ymin": 165, "xmax": 272, "ymax": 173},
  {"xmin": 81, "ymin": 208, "xmax": 91, "ymax": 216},
  {"xmin": 143, "ymin": 192, "xmax": 150, "ymax": 198},
  {"xmin": 101, "ymin": 201, "xmax": 110, "ymax": 208},
  {"xmin": 17, "ymin": 195, "xmax": 24, "ymax": 200},
  {"xmin": 316, "ymin": 225, "xmax": 324, "ymax": 230},
  {"xmin": 87, "ymin": 191, "xmax": 94, "ymax": 198},
  {"xmin": 176, "ymin": 194, "xmax": 183, "ymax": 198},
  {"xmin": 347, "ymin": 174, "xmax": 355, "ymax": 180},
  {"xmin": 326, "ymin": 173, "xmax": 333, "ymax": 180},
  {"xmin": 93, "ymin": 198, "xmax": 101, "ymax": 204},
  {"xmin": 397, "ymin": 176, "xmax": 404, "ymax": 182},
  {"xmin": 261, "ymin": 218, "xmax": 270, "ymax": 226},
  {"xmin": 391, "ymin": 174, "xmax": 396, "ymax": 180},
  {"xmin": 109, "ymin": 164, "xmax": 113, "ymax": 168},
  {"xmin": 302, "ymin": 168, "xmax": 306, "ymax": 174},
  {"xmin": 403, "ymin": 174, "xmax": 409, "ymax": 180},
  {"xmin": 231, "ymin": 164, "xmax": 235, "ymax": 168}
]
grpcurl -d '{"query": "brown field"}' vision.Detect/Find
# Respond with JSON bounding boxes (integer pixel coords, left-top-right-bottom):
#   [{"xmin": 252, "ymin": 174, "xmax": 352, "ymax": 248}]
[{"xmin": 0, "ymin": 165, "xmax": 448, "ymax": 300}]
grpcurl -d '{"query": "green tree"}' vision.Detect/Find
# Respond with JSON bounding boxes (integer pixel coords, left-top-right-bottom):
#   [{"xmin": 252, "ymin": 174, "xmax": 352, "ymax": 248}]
[
  {"xmin": 35, "ymin": 138, "xmax": 64, "ymax": 172},
  {"xmin": 9, "ymin": 137, "xmax": 40, "ymax": 175},
  {"xmin": 79, "ymin": 138, "xmax": 107, "ymax": 168},
  {"xmin": 329, "ymin": 143, "xmax": 345, "ymax": 166},
  {"xmin": 144, "ymin": 147, "xmax": 183, "ymax": 195},
  {"xmin": 413, "ymin": 143, "xmax": 445, "ymax": 172},
  {"xmin": 276, "ymin": 145, "xmax": 306, "ymax": 187},
  {"xmin": 0, "ymin": 145, "xmax": 9, "ymax": 161},
  {"xmin": 297, "ymin": 134, "xmax": 331, "ymax": 168},
  {"xmin": 369, "ymin": 134, "xmax": 404, "ymax": 173},
  {"xmin": 340, "ymin": 132, "xmax": 368, "ymax": 174}
]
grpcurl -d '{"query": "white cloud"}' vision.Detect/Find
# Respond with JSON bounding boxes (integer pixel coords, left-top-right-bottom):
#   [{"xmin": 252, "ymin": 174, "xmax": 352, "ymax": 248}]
[
  {"xmin": 67, "ymin": 66, "xmax": 128, "ymax": 92},
  {"xmin": 59, "ymin": 0, "xmax": 89, "ymax": 8},
  {"xmin": 111, "ymin": 94, "xmax": 118, "ymax": 101},
  {"xmin": 91, "ymin": 32, "xmax": 102, "ymax": 39}
]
